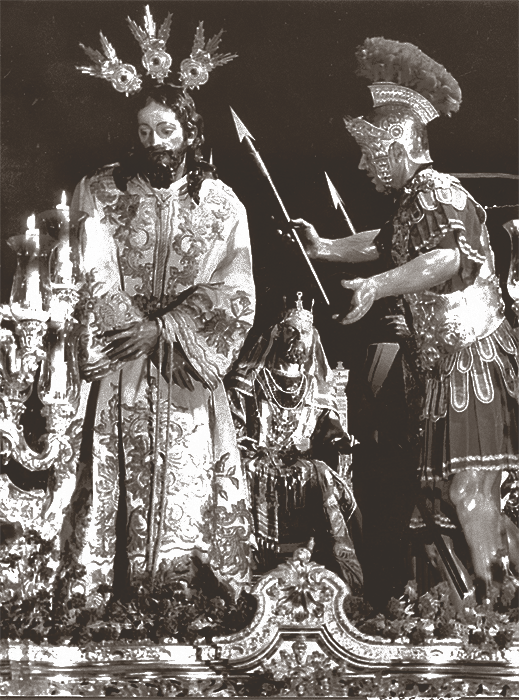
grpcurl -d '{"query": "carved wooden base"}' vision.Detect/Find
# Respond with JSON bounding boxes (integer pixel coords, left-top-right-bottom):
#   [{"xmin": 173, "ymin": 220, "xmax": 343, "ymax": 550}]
[{"xmin": 1, "ymin": 545, "xmax": 518, "ymax": 696}]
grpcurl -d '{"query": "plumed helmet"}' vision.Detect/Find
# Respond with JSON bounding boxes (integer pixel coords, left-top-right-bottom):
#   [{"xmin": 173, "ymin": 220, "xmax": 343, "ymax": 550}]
[{"xmin": 344, "ymin": 38, "xmax": 462, "ymax": 186}]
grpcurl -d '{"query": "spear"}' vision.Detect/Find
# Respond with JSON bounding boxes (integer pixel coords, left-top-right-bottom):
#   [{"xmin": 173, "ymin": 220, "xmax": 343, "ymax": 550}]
[
  {"xmin": 324, "ymin": 172, "xmax": 356, "ymax": 236},
  {"xmin": 230, "ymin": 107, "xmax": 330, "ymax": 306}
]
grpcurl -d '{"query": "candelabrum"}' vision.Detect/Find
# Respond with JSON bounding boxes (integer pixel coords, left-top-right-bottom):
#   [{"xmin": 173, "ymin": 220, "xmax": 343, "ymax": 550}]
[{"xmin": 1, "ymin": 195, "xmax": 83, "ymax": 538}]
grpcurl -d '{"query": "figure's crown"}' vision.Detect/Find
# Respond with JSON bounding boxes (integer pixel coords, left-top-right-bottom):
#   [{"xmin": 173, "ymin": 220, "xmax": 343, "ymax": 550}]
[
  {"xmin": 282, "ymin": 292, "xmax": 314, "ymax": 334},
  {"xmin": 77, "ymin": 5, "xmax": 237, "ymax": 96}
]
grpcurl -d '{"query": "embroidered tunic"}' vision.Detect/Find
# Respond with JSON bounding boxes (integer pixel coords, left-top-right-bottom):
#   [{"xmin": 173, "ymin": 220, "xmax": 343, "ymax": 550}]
[
  {"xmin": 65, "ymin": 167, "xmax": 255, "ymax": 601},
  {"xmin": 377, "ymin": 167, "xmax": 518, "ymax": 482}
]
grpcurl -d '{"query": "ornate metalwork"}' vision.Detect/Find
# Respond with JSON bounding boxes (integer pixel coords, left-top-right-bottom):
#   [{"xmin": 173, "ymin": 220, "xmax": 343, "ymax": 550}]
[
  {"xmin": 0, "ymin": 201, "xmax": 83, "ymax": 540},
  {"xmin": 1, "ymin": 544, "xmax": 518, "ymax": 692},
  {"xmin": 370, "ymin": 83, "xmax": 439, "ymax": 124},
  {"xmin": 78, "ymin": 6, "xmax": 236, "ymax": 95},
  {"xmin": 211, "ymin": 543, "xmax": 519, "ymax": 673}
]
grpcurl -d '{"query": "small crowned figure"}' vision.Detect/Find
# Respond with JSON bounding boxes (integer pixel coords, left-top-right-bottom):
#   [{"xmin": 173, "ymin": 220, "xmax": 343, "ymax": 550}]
[{"xmin": 226, "ymin": 293, "xmax": 362, "ymax": 591}]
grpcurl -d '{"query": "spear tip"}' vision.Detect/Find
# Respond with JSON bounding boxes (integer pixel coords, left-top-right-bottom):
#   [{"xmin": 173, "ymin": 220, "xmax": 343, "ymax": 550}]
[
  {"xmin": 324, "ymin": 171, "xmax": 342, "ymax": 210},
  {"xmin": 229, "ymin": 106, "xmax": 254, "ymax": 143}
]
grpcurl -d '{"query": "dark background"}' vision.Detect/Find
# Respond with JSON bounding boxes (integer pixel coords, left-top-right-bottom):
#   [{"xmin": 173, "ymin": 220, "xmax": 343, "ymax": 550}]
[{"xmin": 2, "ymin": 0, "xmax": 518, "ymax": 367}]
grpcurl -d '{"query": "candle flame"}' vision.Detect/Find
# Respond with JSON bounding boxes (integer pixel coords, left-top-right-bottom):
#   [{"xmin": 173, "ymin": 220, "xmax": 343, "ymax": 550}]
[
  {"xmin": 61, "ymin": 191, "xmax": 68, "ymax": 208},
  {"xmin": 27, "ymin": 214, "xmax": 36, "ymax": 230}
]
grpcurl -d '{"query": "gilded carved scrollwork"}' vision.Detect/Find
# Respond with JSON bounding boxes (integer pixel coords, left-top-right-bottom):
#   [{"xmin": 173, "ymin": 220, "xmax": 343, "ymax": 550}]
[
  {"xmin": 211, "ymin": 544, "xmax": 519, "ymax": 673},
  {"xmin": 1, "ymin": 545, "xmax": 518, "ymax": 688}
]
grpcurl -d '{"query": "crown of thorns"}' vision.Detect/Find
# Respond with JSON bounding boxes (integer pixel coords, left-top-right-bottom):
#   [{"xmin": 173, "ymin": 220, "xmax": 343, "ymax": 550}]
[{"xmin": 77, "ymin": 5, "xmax": 237, "ymax": 96}]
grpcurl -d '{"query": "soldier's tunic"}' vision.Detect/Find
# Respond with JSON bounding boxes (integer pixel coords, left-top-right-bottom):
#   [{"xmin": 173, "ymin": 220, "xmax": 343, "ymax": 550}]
[
  {"xmin": 376, "ymin": 167, "xmax": 518, "ymax": 495},
  {"xmin": 66, "ymin": 167, "xmax": 255, "ymax": 601}
]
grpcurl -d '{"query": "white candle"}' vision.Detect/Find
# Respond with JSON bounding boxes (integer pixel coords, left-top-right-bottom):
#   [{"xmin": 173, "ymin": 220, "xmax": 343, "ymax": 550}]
[
  {"xmin": 48, "ymin": 331, "xmax": 68, "ymax": 402},
  {"xmin": 9, "ymin": 336, "xmax": 21, "ymax": 375},
  {"xmin": 25, "ymin": 214, "xmax": 43, "ymax": 312},
  {"xmin": 56, "ymin": 191, "xmax": 73, "ymax": 285}
]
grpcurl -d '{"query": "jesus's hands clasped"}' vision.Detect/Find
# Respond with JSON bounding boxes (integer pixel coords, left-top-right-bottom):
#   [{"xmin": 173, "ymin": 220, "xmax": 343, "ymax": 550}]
[{"xmin": 103, "ymin": 319, "xmax": 161, "ymax": 362}]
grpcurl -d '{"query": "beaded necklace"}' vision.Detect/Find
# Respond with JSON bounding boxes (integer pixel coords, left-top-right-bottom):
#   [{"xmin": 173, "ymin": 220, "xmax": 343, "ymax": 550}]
[{"xmin": 262, "ymin": 368, "xmax": 308, "ymax": 411}]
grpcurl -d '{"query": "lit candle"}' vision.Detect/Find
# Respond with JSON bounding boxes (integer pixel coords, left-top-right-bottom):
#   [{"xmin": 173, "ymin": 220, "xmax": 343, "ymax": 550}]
[
  {"xmin": 25, "ymin": 214, "xmax": 43, "ymax": 313},
  {"xmin": 56, "ymin": 191, "xmax": 73, "ymax": 284}
]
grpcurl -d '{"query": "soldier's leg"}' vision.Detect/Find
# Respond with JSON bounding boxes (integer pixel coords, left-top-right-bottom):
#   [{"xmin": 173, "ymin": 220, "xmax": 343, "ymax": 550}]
[
  {"xmin": 450, "ymin": 469, "xmax": 505, "ymax": 590},
  {"xmin": 424, "ymin": 538, "xmax": 474, "ymax": 612}
]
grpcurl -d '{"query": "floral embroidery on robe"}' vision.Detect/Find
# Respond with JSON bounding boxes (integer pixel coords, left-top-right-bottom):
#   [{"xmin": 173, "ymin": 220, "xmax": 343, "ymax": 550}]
[{"xmin": 62, "ymin": 167, "xmax": 255, "ymax": 603}]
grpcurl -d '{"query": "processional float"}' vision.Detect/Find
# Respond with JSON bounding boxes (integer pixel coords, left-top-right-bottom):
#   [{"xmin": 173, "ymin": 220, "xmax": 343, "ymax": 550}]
[{"xmin": 1, "ymin": 195, "xmax": 519, "ymax": 696}]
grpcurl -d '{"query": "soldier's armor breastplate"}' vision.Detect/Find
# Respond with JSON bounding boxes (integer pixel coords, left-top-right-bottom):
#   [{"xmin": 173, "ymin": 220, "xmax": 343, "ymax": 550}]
[
  {"xmin": 406, "ymin": 277, "xmax": 505, "ymax": 369},
  {"xmin": 387, "ymin": 168, "xmax": 506, "ymax": 371}
]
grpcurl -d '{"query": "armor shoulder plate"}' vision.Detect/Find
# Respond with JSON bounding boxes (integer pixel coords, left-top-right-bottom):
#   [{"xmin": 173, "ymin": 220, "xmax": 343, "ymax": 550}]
[
  {"xmin": 417, "ymin": 189, "xmax": 437, "ymax": 211},
  {"xmin": 434, "ymin": 185, "xmax": 467, "ymax": 212}
]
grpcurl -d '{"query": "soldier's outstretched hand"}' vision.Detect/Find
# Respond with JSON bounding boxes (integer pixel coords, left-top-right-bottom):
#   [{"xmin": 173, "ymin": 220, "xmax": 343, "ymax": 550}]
[
  {"xmin": 334, "ymin": 277, "xmax": 377, "ymax": 324},
  {"xmin": 289, "ymin": 218, "xmax": 322, "ymax": 258}
]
